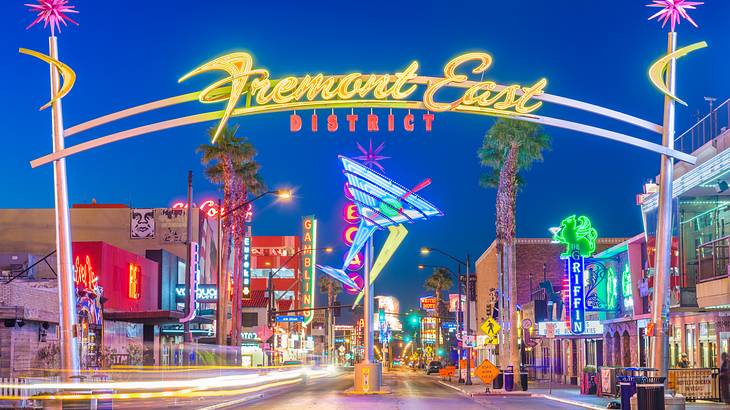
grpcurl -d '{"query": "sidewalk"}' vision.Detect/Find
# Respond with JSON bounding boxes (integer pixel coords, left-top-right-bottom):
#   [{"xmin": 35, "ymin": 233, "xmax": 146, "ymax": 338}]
[{"xmin": 437, "ymin": 378, "xmax": 727, "ymax": 409}]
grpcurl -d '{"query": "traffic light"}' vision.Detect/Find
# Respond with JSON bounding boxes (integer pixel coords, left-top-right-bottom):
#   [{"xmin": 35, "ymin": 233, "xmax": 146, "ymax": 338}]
[
  {"xmin": 268, "ymin": 308, "xmax": 277, "ymax": 326},
  {"xmin": 333, "ymin": 301, "xmax": 341, "ymax": 317},
  {"xmin": 409, "ymin": 312, "xmax": 419, "ymax": 326},
  {"xmin": 378, "ymin": 309, "xmax": 385, "ymax": 323},
  {"xmin": 404, "ymin": 335, "xmax": 412, "ymax": 343}
]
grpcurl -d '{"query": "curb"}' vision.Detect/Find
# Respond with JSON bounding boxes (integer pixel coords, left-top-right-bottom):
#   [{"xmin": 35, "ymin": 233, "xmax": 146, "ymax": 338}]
[{"xmin": 437, "ymin": 381, "xmax": 606, "ymax": 410}]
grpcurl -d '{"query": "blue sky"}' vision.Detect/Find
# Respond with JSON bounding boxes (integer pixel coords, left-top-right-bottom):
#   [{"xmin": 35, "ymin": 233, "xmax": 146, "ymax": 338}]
[{"xmin": 2, "ymin": 1, "xmax": 729, "ymax": 310}]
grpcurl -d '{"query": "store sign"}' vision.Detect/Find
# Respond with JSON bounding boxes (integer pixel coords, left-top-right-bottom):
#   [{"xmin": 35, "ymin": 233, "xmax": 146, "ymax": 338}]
[
  {"xmin": 420, "ymin": 296, "xmax": 438, "ymax": 311},
  {"xmin": 128, "ymin": 263, "xmax": 141, "ymax": 300},
  {"xmin": 341, "ymin": 198, "xmax": 364, "ymax": 295},
  {"xmin": 181, "ymin": 52, "xmax": 546, "ymax": 143},
  {"xmin": 172, "ymin": 199, "xmax": 253, "ymax": 222},
  {"xmin": 567, "ymin": 251, "xmax": 586, "ymax": 334},
  {"xmin": 251, "ymin": 247, "xmax": 293, "ymax": 256},
  {"xmin": 176, "ymin": 284, "xmax": 218, "ymax": 302},
  {"xmin": 538, "ymin": 320, "xmax": 603, "ymax": 337},
  {"xmin": 669, "ymin": 369, "xmax": 715, "ymax": 400},
  {"xmin": 276, "ymin": 315, "xmax": 304, "ymax": 323},
  {"xmin": 242, "ymin": 236, "xmax": 252, "ymax": 299},
  {"xmin": 301, "ymin": 215, "xmax": 317, "ymax": 326},
  {"xmin": 73, "ymin": 255, "xmax": 98, "ymax": 290}
]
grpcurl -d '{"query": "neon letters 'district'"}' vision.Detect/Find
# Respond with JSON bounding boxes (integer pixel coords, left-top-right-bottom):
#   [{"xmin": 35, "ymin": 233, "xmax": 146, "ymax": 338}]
[{"xmin": 301, "ymin": 216, "xmax": 317, "ymax": 326}]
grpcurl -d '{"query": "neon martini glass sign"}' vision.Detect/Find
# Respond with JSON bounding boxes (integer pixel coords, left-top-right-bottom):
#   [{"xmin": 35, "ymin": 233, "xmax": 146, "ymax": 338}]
[{"xmin": 317, "ymin": 156, "xmax": 442, "ymax": 290}]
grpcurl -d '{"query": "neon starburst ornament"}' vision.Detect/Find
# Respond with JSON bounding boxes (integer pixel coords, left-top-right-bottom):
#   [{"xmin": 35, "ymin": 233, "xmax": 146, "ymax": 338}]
[
  {"xmin": 647, "ymin": 0, "xmax": 702, "ymax": 32},
  {"xmin": 25, "ymin": 0, "xmax": 79, "ymax": 36},
  {"xmin": 354, "ymin": 139, "xmax": 390, "ymax": 172}
]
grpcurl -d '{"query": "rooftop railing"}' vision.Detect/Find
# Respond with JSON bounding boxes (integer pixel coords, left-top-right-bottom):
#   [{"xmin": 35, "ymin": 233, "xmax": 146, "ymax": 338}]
[{"xmin": 675, "ymin": 98, "xmax": 730, "ymax": 155}]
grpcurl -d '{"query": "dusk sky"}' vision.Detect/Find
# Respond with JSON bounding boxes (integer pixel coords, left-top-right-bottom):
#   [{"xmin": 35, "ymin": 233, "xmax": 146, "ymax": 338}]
[{"xmin": 2, "ymin": 1, "xmax": 729, "ymax": 310}]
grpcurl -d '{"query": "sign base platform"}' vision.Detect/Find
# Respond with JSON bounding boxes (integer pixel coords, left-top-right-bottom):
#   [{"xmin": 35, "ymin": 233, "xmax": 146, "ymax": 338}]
[{"xmin": 352, "ymin": 362, "xmax": 383, "ymax": 394}]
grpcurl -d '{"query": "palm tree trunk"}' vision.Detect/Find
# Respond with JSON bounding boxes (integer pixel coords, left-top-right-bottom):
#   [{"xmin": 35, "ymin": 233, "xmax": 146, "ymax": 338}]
[{"xmin": 496, "ymin": 143, "xmax": 521, "ymax": 389}]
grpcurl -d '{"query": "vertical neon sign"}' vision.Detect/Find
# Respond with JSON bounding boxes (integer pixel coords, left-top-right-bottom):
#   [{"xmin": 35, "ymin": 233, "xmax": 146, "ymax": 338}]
[
  {"xmin": 128, "ymin": 263, "xmax": 141, "ymax": 299},
  {"xmin": 567, "ymin": 251, "xmax": 585, "ymax": 334},
  {"xmin": 301, "ymin": 215, "xmax": 317, "ymax": 326},
  {"xmin": 242, "ymin": 236, "xmax": 251, "ymax": 300}
]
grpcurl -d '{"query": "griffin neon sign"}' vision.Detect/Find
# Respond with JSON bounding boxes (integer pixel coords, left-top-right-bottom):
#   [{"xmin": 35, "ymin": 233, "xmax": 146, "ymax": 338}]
[{"xmin": 180, "ymin": 52, "xmax": 547, "ymax": 143}]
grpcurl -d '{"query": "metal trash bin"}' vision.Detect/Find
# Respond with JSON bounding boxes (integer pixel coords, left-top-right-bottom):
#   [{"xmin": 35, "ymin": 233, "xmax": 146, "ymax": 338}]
[
  {"xmin": 617, "ymin": 375, "xmax": 638, "ymax": 410},
  {"xmin": 636, "ymin": 377, "xmax": 665, "ymax": 410},
  {"xmin": 519, "ymin": 370, "xmax": 528, "ymax": 391},
  {"xmin": 504, "ymin": 366, "xmax": 514, "ymax": 392},
  {"xmin": 493, "ymin": 372, "xmax": 504, "ymax": 390}
]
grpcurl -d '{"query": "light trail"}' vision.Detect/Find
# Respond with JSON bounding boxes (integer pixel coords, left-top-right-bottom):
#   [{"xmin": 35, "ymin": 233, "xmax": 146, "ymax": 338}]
[{"xmin": 0, "ymin": 367, "xmax": 336, "ymax": 402}]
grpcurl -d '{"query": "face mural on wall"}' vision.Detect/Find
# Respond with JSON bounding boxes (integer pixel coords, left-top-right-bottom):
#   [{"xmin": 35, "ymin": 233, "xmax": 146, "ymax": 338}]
[{"xmin": 130, "ymin": 208, "xmax": 155, "ymax": 239}]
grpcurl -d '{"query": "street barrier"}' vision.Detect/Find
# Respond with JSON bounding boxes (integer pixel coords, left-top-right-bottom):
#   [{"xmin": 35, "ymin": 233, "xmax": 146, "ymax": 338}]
[{"xmin": 439, "ymin": 366, "xmax": 456, "ymax": 381}]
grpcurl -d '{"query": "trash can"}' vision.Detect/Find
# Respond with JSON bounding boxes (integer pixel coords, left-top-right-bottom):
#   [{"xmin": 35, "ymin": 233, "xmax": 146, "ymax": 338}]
[
  {"xmin": 493, "ymin": 372, "xmax": 504, "ymax": 390},
  {"xmin": 617, "ymin": 375, "xmax": 638, "ymax": 410},
  {"xmin": 504, "ymin": 366, "xmax": 514, "ymax": 392},
  {"xmin": 636, "ymin": 377, "xmax": 665, "ymax": 410},
  {"xmin": 519, "ymin": 370, "xmax": 528, "ymax": 391}
]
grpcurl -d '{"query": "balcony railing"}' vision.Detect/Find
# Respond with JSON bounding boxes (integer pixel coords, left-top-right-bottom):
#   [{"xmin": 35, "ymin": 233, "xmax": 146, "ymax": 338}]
[
  {"xmin": 675, "ymin": 98, "xmax": 730, "ymax": 155},
  {"xmin": 696, "ymin": 235, "xmax": 730, "ymax": 283}
]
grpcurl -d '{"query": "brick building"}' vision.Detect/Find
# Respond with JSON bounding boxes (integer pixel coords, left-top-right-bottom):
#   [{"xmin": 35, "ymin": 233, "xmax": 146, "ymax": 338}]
[{"xmin": 474, "ymin": 237, "xmax": 625, "ymax": 384}]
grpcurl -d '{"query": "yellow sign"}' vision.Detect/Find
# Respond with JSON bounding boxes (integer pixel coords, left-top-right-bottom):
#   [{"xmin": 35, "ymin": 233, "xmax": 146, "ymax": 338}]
[
  {"xmin": 180, "ymin": 51, "xmax": 547, "ymax": 142},
  {"xmin": 480, "ymin": 317, "xmax": 501, "ymax": 345},
  {"xmin": 475, "ymin": 359, "xmax": 500, "ymax": 384}
]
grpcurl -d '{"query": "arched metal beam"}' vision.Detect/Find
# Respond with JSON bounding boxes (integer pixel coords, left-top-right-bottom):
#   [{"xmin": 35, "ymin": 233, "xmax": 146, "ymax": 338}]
[{"xmin": 30, "ymin": 99, "xmax": 693, "ymax": 168}]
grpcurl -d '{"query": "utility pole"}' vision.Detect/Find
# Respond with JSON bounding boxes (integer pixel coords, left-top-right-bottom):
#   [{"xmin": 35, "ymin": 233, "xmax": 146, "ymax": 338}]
[
  {"xmin": 184, "ymin": 171, "xmax": 194, "ymax": 343},
  {"xmin": 216, "ymin": 198, "xmax": 226, "ymax": 346},
  {"xmin": 457, "ymin": 264, "xmax": 464, "ymax": 383},
  {"xmin": 465, "ymin": 253, "xmax": 472, "ymax": 385},
  {"xmin": 651, "ymin": 31, "xmax": 677, "ymax": 380},
  {"xmin": 48, "ymin": 35, "xmax": 80, "ymax": 380}
]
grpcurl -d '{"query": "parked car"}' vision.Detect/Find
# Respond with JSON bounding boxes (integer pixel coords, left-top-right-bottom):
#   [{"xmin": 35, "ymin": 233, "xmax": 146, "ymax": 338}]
[{"xmin": 426, "ymin": 360, "xmax": 443, "ymax": 375}]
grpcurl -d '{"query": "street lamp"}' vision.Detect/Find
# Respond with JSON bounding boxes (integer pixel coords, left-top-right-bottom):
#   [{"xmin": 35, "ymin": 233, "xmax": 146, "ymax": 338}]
[
  {"xmin": 421, "ymin": 246, "xmax": 473, "ymax": 385},
  {"xmin": 266, "ymin": 246, "xmax": 332, "ymax": 366},
  {"xmin": 216, "ymin": 188, "xmax": 294, "ymax": 347}
]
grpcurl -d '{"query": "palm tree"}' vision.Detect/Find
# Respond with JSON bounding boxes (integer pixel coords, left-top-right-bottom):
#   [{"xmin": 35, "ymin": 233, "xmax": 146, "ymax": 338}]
[
  {"xmin": 424, "ymin": 267, "xmax": 453, "ymax": 359},
  {"xmin": 198, "ymin": 124, "xmax": 265, "ymax": 347},
  {"xmin": 478, "ymin": 118, "xmax": 550, "ymax": 389},
  {"xmin": 319, "ymin": 275, "xmax": 342, "ymax": 364}
]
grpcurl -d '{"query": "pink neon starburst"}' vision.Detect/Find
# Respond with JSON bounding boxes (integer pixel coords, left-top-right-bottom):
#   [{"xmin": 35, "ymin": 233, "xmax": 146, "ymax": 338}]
[
  {"xmin": 354, "ymin": 139, "xmax": 390, "ymax": 172},
  {"xmin": 25, "ymin": 0, "xmax": 79, "ymax": 36},
  {"xmin": 647, "ymin": 0, "xmax": 702, "ymax": 32}
]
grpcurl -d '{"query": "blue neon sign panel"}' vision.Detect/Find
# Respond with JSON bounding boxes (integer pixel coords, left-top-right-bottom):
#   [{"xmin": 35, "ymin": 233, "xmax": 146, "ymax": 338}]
[{"xmin": 567, "ymin": 251, "xmax": 585, "ymax": 334}]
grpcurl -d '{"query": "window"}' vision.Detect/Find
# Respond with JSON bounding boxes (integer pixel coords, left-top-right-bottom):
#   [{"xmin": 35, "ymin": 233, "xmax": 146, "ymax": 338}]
[
  {"xmin": 274, "ymin": 291, "xmax": 294, "ymax": 300},
  {"xmin": 242, "ymin": 312, "xmax": 258, "ymax": 327},
  {"xmin": 251, "ymin": 268, "xmax": 295, "ymax": 278}
]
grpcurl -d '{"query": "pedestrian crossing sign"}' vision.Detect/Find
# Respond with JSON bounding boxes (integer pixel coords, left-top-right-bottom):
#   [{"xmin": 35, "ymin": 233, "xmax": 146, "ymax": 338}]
[{"xmin": 480, "ymin": 317, "xmax": 500, "ymax": 345}]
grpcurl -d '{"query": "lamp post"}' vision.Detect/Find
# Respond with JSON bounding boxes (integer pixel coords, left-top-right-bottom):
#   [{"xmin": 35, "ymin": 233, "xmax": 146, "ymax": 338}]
[
  {"xmin": 215, "ymin": 189, "xmax": 292, "ymax": 347},
  {"xmin": 420, "ymin": 247, "xmax": 473, "ymax": 385},
  {"xmin": 266, "ymin": 246, "xmax": 332, "ymax": 365}
]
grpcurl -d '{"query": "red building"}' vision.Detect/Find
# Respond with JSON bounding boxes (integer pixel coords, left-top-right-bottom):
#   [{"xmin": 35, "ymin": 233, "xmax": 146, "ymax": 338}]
[{"xmin": 249, "ymin": 236, "xmax": 301, "ymax": 313}]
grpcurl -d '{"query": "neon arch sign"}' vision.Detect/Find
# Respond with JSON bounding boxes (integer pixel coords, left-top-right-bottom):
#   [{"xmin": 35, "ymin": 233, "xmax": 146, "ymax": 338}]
[{"xmin": 23, "ymin": 50, "xmax": 696, "ymax": 167}]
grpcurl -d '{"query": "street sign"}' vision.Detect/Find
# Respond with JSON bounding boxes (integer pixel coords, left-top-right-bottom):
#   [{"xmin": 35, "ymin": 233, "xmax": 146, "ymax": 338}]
[
  {"xmin": 475, "ymin": 359, "xmax": 500, "ymax": 384},
  {"xmin": 480, "ymin": 317, "xmax": 500, "ymax": 345},
  {"xmin": 276, "ymin": 315, "xmax": 305, "ymax": 322},
  {"xmin": 338, "ymin": 345, "xmax": 346, "ymax": 353}
]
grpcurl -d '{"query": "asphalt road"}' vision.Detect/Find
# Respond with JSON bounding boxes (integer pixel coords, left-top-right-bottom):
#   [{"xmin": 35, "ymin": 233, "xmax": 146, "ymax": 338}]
[{"xmin": 169, "ymin": 369, "xmax": 582, "ymax": 410}]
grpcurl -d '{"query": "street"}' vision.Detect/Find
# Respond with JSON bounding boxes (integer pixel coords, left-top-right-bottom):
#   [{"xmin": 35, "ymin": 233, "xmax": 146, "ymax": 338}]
[{"xmin": 130, "ymin": 368, "xmax": 581, "ymax": 410}]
